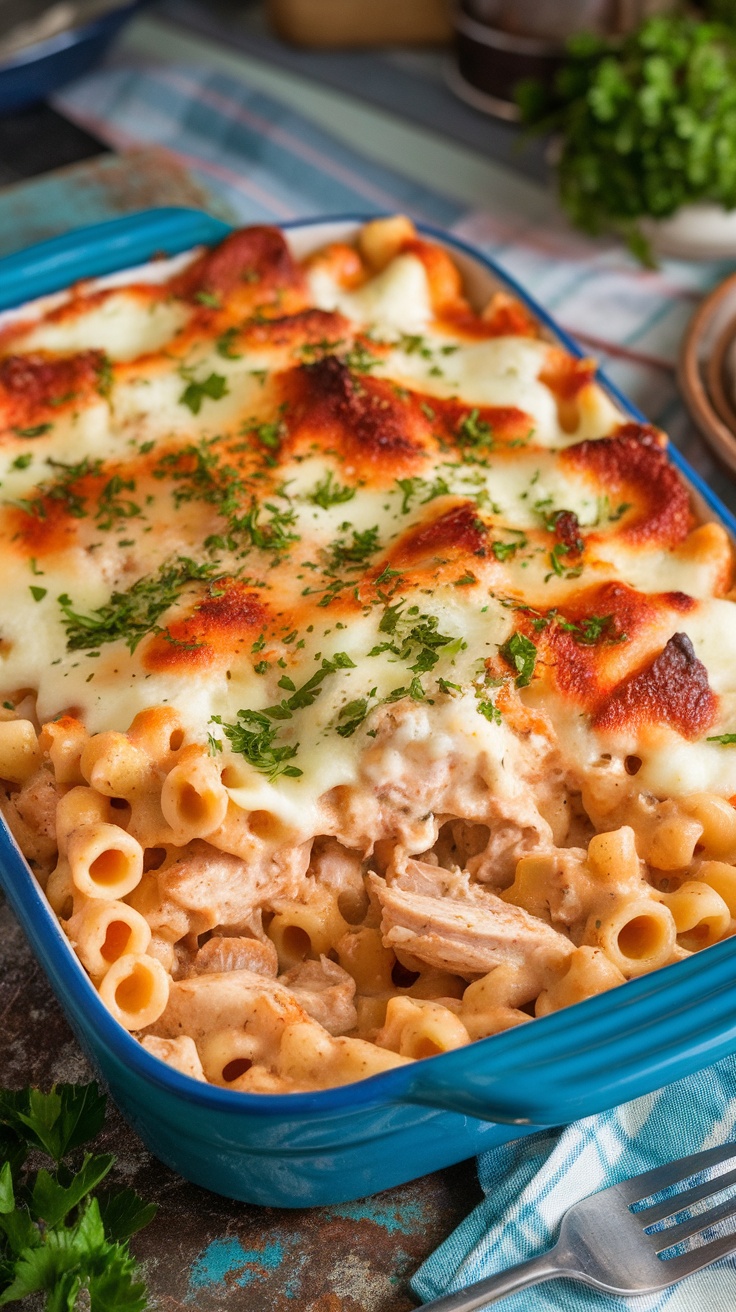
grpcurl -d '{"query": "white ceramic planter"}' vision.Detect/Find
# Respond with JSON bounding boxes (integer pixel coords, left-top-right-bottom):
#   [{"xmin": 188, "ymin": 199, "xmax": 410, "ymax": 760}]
[{"xmin": 642, "ymin": 202, "xmax": 736, "ymax": 261}]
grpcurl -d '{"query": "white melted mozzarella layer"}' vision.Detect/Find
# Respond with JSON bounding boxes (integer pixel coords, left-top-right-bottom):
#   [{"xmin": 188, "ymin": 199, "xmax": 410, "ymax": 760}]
[{"xmin": 0, "ymin": 241, "xmax": 735, "ymax": 817}]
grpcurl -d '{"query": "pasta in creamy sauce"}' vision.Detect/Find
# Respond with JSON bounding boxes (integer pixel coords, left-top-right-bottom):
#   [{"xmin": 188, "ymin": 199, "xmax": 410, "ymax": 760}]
[{"xmin": 3, "ymin": 216, "xmax": 736, "ymax": 1092}]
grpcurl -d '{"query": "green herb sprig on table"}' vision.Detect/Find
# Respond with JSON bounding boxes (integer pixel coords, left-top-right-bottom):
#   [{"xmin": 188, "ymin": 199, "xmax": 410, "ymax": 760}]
[
  {"xmin": 517, "ymin": 16, "xmax": 736, "ymax": 264},
  {"xmin": 0, "ymin": 1081, "xmax": 155, "ymax": 1310}
]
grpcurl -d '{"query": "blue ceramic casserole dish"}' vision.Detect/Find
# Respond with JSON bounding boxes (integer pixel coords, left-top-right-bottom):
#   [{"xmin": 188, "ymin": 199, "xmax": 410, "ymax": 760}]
[
  {"xmin": 0, "ymin": 1, "xmax": 150, "ymax": 114},
  {"xmin": 2, "ymin": 205, "xmax": 736, "ymax": 1208}
]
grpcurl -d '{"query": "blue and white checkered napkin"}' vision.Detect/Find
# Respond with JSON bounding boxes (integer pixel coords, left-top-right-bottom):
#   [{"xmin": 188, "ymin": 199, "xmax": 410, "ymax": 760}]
[
  {"xmin": 51, "ymin": 49, "xmax": 736, "ymax": 1310},
  {"xmin": 412, "ymin": 1056, "xmax": 736, "ymax": 1310}
]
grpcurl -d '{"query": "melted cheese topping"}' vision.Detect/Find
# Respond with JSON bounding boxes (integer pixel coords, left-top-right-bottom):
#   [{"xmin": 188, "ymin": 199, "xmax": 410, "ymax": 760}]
[{"xmin": 0, "ymin": 223, "xmax": 734, "ymax": 820}]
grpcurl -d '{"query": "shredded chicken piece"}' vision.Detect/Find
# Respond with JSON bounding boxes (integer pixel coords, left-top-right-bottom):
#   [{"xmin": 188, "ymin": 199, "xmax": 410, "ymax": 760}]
[
  {"xmin": 158, "ymin": 840, "xmax": 304, "ymax": 936},
  {"xmin": 278, "ymin": 956, "xmax": 357, "ymax": 1035},
  {"xmin": 147, "ymin": 968, "xmax": 312, "ymax": 1053},
  {"xmin": 370, "ymin": 865, "xmax": 574, "ymax": 978},
  {"xmin": 1, "ymin": 767, "xmax": 62, "ymax": 872},
  {"xmin": 194, "ymin": 934, "xmax": 278, "ymax": 978}
]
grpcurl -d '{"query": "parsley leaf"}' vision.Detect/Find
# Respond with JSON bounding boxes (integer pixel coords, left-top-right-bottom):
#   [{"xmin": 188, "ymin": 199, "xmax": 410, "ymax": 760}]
[
  {"xmin": 58, "ymin": 556, "xmax": 220, "ymax": 653},
  {"xmin": 499, "ymin": 631, "xmax": 537, "ymax": 687},
  {"xmin": 307, "ymin": 471, "xmax": 356, "ymax": 509},
  {"xmin": 179, "ymin": 372, "xmax": 229, "ymax": 414},
  {"xmin": 516, "ymin": 16, "xmax": 736, "ymax": 264},
  {"xmin": 707, "ymin": 733, "xmax": 736, "ymax": 745},
  {"xmin": 457, "ymin": 408, "xmax": 493, "ymax": 453},
  {"xmin": 12, "ymin": 424, "xmax": 52, "ymax": 439},
  {"xmin": 215, "ymin": 327, "xmax": 242, "ymax": 359},
  {"xmin": 212, "ymin": 711, "xmax": 302, "ymax": 781},
  {"xmin": 0, "ymin": 1081, "xmax": 154, "ymax": 1311}
]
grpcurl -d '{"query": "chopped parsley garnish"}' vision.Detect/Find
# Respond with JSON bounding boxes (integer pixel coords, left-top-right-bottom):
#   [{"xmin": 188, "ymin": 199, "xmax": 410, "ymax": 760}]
[
  {"xmin": 211, "ymin": 711, "xmax": 302, "ymax": 780},
  {"xmin": 213, "ymin": 652, "xmax": 357, "ymax": 775},
  {"xmin": 96, "ymin": 354, "xmax": 114, "ymax": 399},
  {"xmin": 179, "ymin": 372, "xmax": 229, "ymax": 414},
  {"xmin": 559, "ymin": 613, "xmax": 627, "ymax": 646},
  {"xmin": 11, "ymin": 453, "xmax": 32, "ymax": 470},
  {"xmin": 16, "ymin": 457, "xmax": 101, "ymax": 521},
  {"xmin": 326, "ymin": 525, "xmax": 381, "ymax": 571},
  {"xmin": 370, "ymin": 605, "xmax": 466, "ymax": 674},
  {"xmin": 225, "ymin": 498, "xmax": 299, "ymax": 556},
  {"xmin": 707, "ymin": 733, "xmax": 736, "ymax": 745},
  {"xmin": 29, "ymin": 585, "xmax": 47, "ymax": 602},
  {"xmin": 308, "ymin": 470, "xmax": 356, "ymax": 509},
  {"xmin": 215, "ymin": 326, "xmax": 242, "ymax": 359},
  {"xmin": 491, "ymin": 540, "xmax": 520, "ymax": 562},
  {"xmin": 336, "ymin": 697, "xmax": 372, "ymax": 738},
  {"xmin": 476, "ymin": 697, "xmax": 502, "ymax": 724},
  {"xmin": 545, "ymin": 542, "xmax": 584, "ymax": 582},
  {"xmin": 343, "ymin": 341, "xmax": 380, "ymax": 374},
  {"xmin": 195, "ymin": 290, "xmax": 222, "ymax": 308},
  {"xmin": 596, "ymin": 496, "xmax": 633, "ymax": 525},
  {"xmin": 395, "ymin": 474, "xmax": 451, "ymax": 515},
  {"xmin": 240, "ymin": 413, "xmax": 287, "ymax": 463},
  {"xmin": 95, "ymin": 475, "xmax": 140, "ymax": 531},
  {"xmin": 499, "ymin": 631, "xmax": 537, "ymax": 687},
  {"xmin": 11, "ymin": 423, "xmax": 52, "ymax": 438},
  {"xmin": 58, "ymin": 556, "xmax": 220, "ymax": 653},
  {"xmin": 396, "ymin": 332, "xmax": 434, "ymax": 360},
  {"xmin": 154, "ymin": 439, "xmax": 299, "ymax": 557},
  {"xmin": 297, "ymin": 338, "xmax": 345, "ymax": 361},
  {"xmin": 385, "ymin": 676, "xmax": 426, "ymax": 703},
  {"xmin": 438, "ymin": 678, "xmax": 462, "ymax": 695},
  {"xmin": 457, "ymin": 408, "xmax": 493, "ymax": 452}
]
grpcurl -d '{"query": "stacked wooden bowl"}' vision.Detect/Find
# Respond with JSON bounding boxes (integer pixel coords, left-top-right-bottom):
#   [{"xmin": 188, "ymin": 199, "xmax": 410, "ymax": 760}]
[{"xmin": 680, "ymin": 275, "xmax": 736, "ymax": 476}]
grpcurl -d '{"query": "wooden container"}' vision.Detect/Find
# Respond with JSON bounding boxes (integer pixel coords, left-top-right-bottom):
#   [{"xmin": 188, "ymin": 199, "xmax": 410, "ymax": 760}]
[{"xmin": 267, "ymin": 0, "xmax": 452, "ymax": 48}]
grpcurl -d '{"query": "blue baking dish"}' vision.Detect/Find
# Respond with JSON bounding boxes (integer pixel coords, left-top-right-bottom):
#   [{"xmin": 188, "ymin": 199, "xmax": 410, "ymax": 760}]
[
  {"xmin": 0, "ymin": 1, "xmax": 149, "ymax": 114},
  {"xmin": 3, "ymin": 206, "xmax": 736, "ymax": 1207}
]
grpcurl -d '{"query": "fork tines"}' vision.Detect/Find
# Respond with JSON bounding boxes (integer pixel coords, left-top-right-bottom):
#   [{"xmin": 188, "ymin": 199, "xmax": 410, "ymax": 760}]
[{"xmin": 622, "ymin": 1141, "xmax": 736, "ymax": 1273}]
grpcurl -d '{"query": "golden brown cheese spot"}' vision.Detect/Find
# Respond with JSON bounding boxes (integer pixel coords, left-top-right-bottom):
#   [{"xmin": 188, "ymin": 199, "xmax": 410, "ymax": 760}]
[
  {"xmin": 562, "ymin": 422, "xmax": 692, "ymax": 548},
  {"xmin": 480, "ymin": 292, "xmax": 538, "ymax": 339},
  {"xmin": 397, "ymin": 237, "xmax": 538, "ymax": 341},
  {"xmin": 4, "ymin": 453, "xmax": 151, "ymax": 559},
  {"xmin": 399, "ymin": 237, "xmax": 463, "ymax": 312},
  {"xmin": 0, "ymin": 350, "xmax": 104, "ymax": 432},
  {"xmin": 540, "ymin": 349, "xmax": 597, "ymax": 402},
  {"xmin": 393, "ymin": 501, "xmax": 486, "ymax": 565},
  {"xmin": 304, "ymin": 242, "xmax": 366, "ymax": 289},
  {"xmin": 240, "ymin": 308, "xmax": 351, "ymax": 351},
  {"xmin": 170, "ymin": 226, "xmax": 308, "ymax": 315},
  {"xmin": 592, "ymin": 632, "xmax": 717, "ymax": 739},
  {"xmin": 143, "ymin": 581, "xmax": 269, "ymax": 673},
  {"xmin": 539, "ymin": 349, "xmax": 597, "ymax": 431},
  {"xmin": 429, "ymin": 396, "xmax": 534, "ymax": 449},
  {"xmin": 537, "ymin": 582, "xmax": 696, "ymax": 707},
  {"xmin": 286, "ymin": 355, "xmax": 432, "ymax": 478}
]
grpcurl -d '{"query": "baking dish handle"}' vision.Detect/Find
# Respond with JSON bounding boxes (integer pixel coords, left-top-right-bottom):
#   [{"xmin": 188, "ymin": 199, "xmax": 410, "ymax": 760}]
[
  {"xmin": 403, "ymin": 935, "xmax": 736, "ymax": 1126},
  {"xmin": 0, "ymin": 207, "xmax": 231, "ymax": 311}
]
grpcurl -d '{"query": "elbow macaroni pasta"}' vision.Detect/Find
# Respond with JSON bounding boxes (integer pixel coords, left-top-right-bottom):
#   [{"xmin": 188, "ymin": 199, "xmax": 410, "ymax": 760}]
[{"xmin": 2, "ymin": 216, "xmax": 736, "ymax": 1092}]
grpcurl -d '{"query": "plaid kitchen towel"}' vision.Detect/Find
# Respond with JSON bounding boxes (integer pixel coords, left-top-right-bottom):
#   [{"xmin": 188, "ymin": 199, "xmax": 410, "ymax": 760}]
[
  {"xmin": 51, "ymin": 51, "xmax": 736, "ymax": 1310},
  {"xmin": 411, "ymin": 1054, "xmax": 736, "ymax": 1310}
]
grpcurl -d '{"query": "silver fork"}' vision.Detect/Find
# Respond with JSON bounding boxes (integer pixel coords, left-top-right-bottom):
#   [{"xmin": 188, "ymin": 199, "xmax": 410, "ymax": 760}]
[{"xmin": 419, "ymin": 1142, "xmax": 736, "ymax": 1310}]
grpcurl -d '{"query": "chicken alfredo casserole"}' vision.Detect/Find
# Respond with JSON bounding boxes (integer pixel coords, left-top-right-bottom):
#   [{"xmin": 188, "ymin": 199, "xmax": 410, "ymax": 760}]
[{"xmin": 2, "ymin": 216, "xmax": 736, "ymax": 1093}]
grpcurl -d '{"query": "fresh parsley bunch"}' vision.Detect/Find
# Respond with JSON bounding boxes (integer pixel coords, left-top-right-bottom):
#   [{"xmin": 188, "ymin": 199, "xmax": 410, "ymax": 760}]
[
  {"xmin": 0, "ymin": 1083, "xmax": 155, "ymax": 1310},
  {"xmin": 517, "ymin": 15, "xmax": 736, "ymax": 263}
]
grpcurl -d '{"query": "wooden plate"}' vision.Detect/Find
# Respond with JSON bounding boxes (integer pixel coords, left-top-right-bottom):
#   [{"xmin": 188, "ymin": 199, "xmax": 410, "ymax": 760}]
[{"xmin": 679, "ymin": 271, "xmax": 736, "ymax": 477}]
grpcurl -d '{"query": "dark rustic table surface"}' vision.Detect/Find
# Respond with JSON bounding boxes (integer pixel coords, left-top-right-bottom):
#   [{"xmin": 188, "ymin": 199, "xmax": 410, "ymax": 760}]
[{"xmin": 0, "ymin": 103, "xmax": 484, "ymax": 1309}]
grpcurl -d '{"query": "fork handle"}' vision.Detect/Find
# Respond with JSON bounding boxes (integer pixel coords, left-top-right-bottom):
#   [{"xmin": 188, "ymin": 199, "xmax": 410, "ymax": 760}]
[{"xmin": 417, "ymin": 1247, "xmax": 568, "ymax": 1311}]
